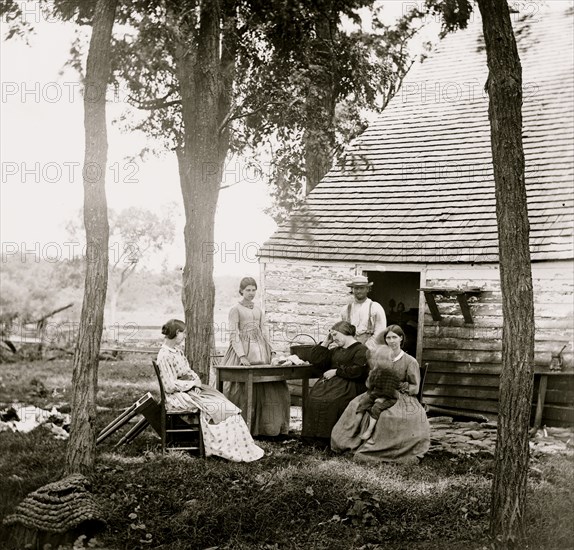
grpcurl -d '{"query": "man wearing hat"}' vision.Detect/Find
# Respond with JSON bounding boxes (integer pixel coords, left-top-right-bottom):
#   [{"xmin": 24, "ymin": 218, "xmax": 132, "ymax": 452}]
[{"xmin": 341, "ymin": 275, "xmax": 387, "ymax": 351}]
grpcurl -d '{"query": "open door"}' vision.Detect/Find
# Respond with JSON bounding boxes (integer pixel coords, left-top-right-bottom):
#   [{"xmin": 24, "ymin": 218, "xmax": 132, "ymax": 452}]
[{"xmin": 364, "ymin": 270, "xmax": 421, "ymax": 358}]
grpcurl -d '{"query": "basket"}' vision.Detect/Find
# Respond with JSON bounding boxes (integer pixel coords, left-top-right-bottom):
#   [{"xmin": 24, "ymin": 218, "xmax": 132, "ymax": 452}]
[{"xmin": 288, "ymin": 334, "xmax": 317, "ymax": 361}]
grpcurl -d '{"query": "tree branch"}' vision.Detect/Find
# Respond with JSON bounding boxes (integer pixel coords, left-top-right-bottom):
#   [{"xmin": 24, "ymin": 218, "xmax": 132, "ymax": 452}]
[
  {"xmin": 218, "ymin": 100, "xmax": 298, "ymax": 134},
  {"xmin": 34, "ymin": 303, "xmax": 75, "ymax": 327},
  {"xmin": 128, "ymin": 94, "xmax": 182, "ymax": 110},
  {"xmin": 220, "ymin": 181, "xmax": 240, "ymax": 191},
  {"xmin": 118, "ymin": 261, "xmax": 138, "ymax": 289}
]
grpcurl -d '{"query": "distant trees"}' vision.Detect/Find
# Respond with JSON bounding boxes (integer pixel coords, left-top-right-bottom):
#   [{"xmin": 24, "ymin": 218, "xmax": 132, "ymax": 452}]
[
  {"xmin": 0, "ymin": 256, "xmax": 83, "ymax": 325},
  {"xmin": 1, "ymin": 204, "xmax": 177, "ymax": 331},
  {"xmin": 67, "ymin": 206, "xmax": 176, "ymax": 325}
]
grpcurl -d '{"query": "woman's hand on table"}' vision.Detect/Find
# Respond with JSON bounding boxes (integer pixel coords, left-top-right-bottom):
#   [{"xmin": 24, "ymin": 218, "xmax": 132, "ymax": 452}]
[
  {"xmin": 323, "ymin": 369, "xmax": 337, "ymax": 380},
  {"xmin": 239, "ymin": 356, "xmax": 251, "ymax": 366}
]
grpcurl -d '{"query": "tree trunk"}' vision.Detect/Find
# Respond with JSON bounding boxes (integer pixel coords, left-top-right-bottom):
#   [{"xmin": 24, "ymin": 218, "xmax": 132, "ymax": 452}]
[
  {"xmin": 477, "ymin": 1, "xmax": 535, "ymax": 547},
  {"xmin": 172, "ymin": 0, "xmax": 234, "ymax": 381},
  {"xmin": 65, "ymin": 0, "xmax": 117, "ymax": 475},
  {"xmin": 303, "ymin": 13, "xmax": 338, "ymax": 195}
]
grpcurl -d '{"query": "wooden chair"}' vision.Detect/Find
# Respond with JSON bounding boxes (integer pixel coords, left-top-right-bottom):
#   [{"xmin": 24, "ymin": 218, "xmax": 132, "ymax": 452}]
[{"xmin": 152, "ymin": 360, "xmax": 204, "ymax": 456}]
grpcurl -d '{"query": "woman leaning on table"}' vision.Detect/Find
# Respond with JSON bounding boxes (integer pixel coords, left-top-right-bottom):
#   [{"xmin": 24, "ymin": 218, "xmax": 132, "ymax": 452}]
[
  {"xmin": 221, "ymin": 276, "xmax": 290, "ymax": 437},
  {"xmin": 301, "ymin": 321, "xmax": 369, "ymax": 442}
]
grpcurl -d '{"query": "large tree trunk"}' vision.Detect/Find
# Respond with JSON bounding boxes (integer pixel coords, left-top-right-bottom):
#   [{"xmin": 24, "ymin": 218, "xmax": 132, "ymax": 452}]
[
  {"xmin": 172, "ymin": 0, "xmax": 235, "ymax": 381},
  {"xmin": 477, "ymin": 1, "xmax": 535, "ymax": 547},
  {"xmin": 303, "ymin": 14, "xmax": 338, "ymax": 195},
  {"xmin": 65, "ymin": 0, "xmax": 117, "ymax": 475}
]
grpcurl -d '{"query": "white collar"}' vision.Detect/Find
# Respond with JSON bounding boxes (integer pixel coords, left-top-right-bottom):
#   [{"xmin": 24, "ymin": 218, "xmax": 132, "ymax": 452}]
[
  {"xmin": 162, "ymin": 343, "xmax": 181, "ymax": 354},
  {"xmin": 392, "ymin": 350, "xmax": 405, "ymax": 362}
]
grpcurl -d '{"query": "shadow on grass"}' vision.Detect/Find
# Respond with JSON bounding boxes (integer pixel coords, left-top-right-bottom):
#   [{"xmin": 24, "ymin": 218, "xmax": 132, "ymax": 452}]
[
  {"xmin": 1, "ymin": 358, "xmax": 573, "ymax": 549},
  {"xmin": 2, "ymin": 426, "xmax": 573, "ymax": 550}
]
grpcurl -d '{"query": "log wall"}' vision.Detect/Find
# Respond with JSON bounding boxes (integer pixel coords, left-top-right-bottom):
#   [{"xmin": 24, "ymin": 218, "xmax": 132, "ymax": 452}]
[
  {"xmin": 262, "ymin": 260, "xmax": 573, "ymax": 426},
  {"xmin": 421, "ymin": 261, "xmax": 574, "ymax": 425},
  {"xmin": 261, "ymin": 261, "xmax": 358, "ymax": 353}
]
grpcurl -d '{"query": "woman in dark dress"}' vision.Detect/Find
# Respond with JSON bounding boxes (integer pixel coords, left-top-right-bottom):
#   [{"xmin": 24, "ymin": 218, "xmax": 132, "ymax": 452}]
[{"xmin": 301, "ymin": 321, "xmax": 369, "ymax": 441}]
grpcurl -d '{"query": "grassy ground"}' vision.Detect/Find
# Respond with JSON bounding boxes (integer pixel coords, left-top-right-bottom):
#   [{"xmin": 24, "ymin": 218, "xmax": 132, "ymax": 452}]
[{"xmin": 1, "ymin": 357, "xmax": 573, "ymax": 550}]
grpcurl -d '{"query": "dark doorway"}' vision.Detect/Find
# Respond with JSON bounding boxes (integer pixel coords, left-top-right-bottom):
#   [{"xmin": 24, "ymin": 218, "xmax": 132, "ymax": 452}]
[{"xmin": 365, "ymin": 271, "xmax": 421, "ymax": 357}]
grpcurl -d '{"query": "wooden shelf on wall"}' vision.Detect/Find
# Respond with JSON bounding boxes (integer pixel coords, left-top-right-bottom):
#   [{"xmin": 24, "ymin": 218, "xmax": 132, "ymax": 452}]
[{"xmin": 419, "ymin": 287, "xmax": 483, "ymax": 324}]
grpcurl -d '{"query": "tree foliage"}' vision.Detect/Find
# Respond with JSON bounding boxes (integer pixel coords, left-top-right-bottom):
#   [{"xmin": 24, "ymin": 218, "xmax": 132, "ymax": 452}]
[
  {"xmin": 67, "ymin": 206, "xmax": 176, "ymax": 272},
  {"xmin": 51, "ymin": 1, "xmax": 438, "ymax": 223},
  {"xmin": 234, "ymin": 1, "xmax": 439, "ymax": 222}
]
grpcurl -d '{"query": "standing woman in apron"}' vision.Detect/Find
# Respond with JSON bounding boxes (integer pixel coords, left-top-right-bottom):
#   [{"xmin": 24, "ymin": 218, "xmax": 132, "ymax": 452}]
[{"xmin": 222, "ymin": 277, "xmax": 290, "ymax": 437}]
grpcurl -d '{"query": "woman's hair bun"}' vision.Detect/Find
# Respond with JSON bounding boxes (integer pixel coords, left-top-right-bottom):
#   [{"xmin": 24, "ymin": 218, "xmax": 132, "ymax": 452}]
[{"xmin": 161, "ymin": 319, "xmax": 185, "ymax": 339}]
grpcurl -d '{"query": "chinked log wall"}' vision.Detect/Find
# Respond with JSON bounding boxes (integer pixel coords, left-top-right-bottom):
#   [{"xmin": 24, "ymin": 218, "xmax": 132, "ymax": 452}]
[
  {"xmin": 422, "ymin": 261, "xmax": 574, "ymax": 426},
  {"xmin": 262, "ymin": 261, "xmax": 357, "ymax": 404},
  {"xmin": 262, "ymin": 262, "xmax": 357, "ymax": 354}
]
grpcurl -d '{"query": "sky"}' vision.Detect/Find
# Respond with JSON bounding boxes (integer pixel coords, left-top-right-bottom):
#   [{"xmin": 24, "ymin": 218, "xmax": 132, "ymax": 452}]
[
  {"xmin": 0, "ymin": 1, "xmax": 426, "ymax": 277},
  {"xmin": 0, "ymin": 9, "xmax": 279, "ymax": 276}
]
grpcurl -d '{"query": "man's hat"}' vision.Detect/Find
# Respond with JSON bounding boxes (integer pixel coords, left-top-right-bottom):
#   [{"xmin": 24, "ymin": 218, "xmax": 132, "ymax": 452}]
[{"xmin": 346, "ymin": 275, "xmax": 373, "ymax": 288}]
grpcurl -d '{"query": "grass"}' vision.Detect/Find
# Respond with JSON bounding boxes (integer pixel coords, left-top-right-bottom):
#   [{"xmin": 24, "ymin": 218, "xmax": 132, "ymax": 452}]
[{"xmin": 1, "ymin": 357, "xmax": 573, "ymax": 549}]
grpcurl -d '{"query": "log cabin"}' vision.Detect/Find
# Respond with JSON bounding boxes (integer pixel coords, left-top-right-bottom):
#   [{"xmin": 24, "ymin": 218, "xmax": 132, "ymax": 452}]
[{"xmin": 258, "ymin": 4, "xmax": 574, "ymax": 426}]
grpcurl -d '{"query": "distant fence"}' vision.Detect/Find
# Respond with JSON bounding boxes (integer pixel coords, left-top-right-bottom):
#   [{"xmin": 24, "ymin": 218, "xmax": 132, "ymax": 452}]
[
  {"xmin": 102, "ymin": 324, "xmax": 162, "ymax": 348},
  {"xmin": 2, "ymin": 322, "xmax": 161, "ymax": 349},
  {"xmin": 1, "ymin": 322, "xmax": 228, "ymax": 361}
]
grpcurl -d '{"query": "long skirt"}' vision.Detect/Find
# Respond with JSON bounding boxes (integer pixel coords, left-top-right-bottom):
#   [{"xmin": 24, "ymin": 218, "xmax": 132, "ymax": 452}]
[
  {"xmin": 200, "ymin": 413, "xmax": 264, "ymax": 462},
  {"xmin": 222, "ymin": 345, "xmax": 290, "ymax": 437},
  {"xmin": 166, "ymin": 385, "xmax": 264, "ymax": 462},
  {"xmin": 331, "ymin": 392, "xmax": 430, "ymax": 463},
  {"xmin": 301, "ymin": 377, "xmax": 366, "ymax": 439}
]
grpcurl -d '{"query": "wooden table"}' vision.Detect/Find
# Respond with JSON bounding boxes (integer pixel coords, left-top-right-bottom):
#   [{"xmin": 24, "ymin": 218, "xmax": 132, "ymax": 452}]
[{"xmin": 215, "ymin": 363, "xmax": 323, "ymax": 433}]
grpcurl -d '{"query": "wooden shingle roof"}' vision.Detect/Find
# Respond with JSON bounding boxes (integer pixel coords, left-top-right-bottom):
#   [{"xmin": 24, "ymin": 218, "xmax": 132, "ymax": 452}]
[{"xmin": 260, "ymin": 4, "xmax": 574, "ymax": 264}]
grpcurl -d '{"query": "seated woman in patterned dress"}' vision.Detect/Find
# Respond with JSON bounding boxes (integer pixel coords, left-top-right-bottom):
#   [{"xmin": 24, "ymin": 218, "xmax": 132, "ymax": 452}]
[
  {"xmin": 156, "ymin": 319, "xmax": 264, "ymax": 462},
  {"xmin": 331, "ymin": 325, "xmax": 430, "ymax": 463}
]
